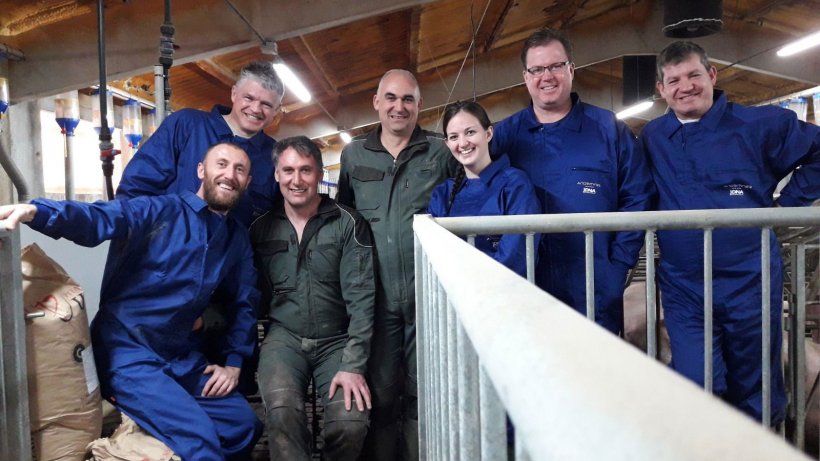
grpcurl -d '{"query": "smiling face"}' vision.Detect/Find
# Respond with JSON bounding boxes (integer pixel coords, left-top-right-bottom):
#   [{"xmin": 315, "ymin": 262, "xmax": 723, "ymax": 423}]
[
  {"xmin": 274, "ymin": 146, "xmax": 323, "ymax": 212},
  {"xmin": 657, "ymin": 53, "xmax": 717, "ymax": 121},
  {"xmin": 373, "ymin": 71, "xmax": 421, "ymax": 138},
  {"xmin": 197, "ymin": 143, "xmax": 252, "ymax": 213},
  {"xmin": 227, "ymin": 77, "xmax": 281, "ymax": 137},
  {"xmin": 523, "ymin": 41, "xmax": 575, "ymax": 121},
  {"xmin": 445, "ymin": 111, "xmax": 493, "ymax": 178}
]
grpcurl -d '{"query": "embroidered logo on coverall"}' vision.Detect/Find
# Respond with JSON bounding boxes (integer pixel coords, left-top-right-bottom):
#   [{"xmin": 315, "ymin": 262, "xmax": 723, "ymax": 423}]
[
  {"xmin": 578, "ymin": 181, "xmax": 600, "ymax": 195},
  {"xmin": 725, "ymin": 183, "xmax": 752, "ymax": 197}
]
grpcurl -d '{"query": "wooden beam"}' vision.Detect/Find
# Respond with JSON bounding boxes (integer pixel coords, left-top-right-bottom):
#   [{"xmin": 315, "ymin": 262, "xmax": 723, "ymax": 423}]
[
  {"xmin": 483, "ymin": 0, "xmax": 516, "ymax": 53},
  {"xmin": 408, "ymin": 6, "xmax": 422, "ymax": 72},
  {"xmin": 184, "ymin": 62, "xmax": 233, "ymax": 91},
  {"xmin": 290, "ymin": 36, "xmax": 340, "ymax": 99}
]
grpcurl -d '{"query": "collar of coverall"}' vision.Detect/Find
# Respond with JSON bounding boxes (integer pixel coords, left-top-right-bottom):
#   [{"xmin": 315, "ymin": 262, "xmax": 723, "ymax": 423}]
[
  {"xmin": 657, "ymin": 90, "xmax": 727, "ymax": 139},
  {"xmin": 210, "ymin": 104, "xmax": 273, "ymax": 150}
]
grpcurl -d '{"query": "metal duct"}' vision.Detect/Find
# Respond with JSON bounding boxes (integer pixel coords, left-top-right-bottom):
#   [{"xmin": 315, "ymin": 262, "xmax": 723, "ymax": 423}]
[
  {"xmin": 623, "ymin": 55, "xmax": 657, "ymax": 107},
  {"xmin": 663, "ymin": 0, "xmax": 723, "ymax": 38}
]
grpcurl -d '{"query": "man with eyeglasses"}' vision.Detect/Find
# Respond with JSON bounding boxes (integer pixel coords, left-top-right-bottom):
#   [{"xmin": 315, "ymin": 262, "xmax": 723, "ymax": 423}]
[{"xmin": 492, "ymin": 27, "xmax": 655, "ymax": 334}]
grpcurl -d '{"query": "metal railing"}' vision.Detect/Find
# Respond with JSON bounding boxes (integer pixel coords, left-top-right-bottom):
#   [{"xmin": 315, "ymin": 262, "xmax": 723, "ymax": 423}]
[
  {"xmin": 0, "ymin": 227, "xmax": 31, "ymax": 461},
  {"xmin": 415, "ymin": 207, "xmax": 819, "ymax": 459}
]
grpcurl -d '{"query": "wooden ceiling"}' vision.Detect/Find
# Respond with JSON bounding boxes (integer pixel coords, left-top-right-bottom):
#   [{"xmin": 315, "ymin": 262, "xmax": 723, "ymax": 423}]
[{"xmin": 2, "ymin": 0, "xmax": 819, "ymax": 151}]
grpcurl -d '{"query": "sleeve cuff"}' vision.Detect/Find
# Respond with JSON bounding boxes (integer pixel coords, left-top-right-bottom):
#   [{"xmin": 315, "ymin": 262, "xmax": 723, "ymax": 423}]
[
  {"xmin": 29, "ymin": 202, "xmax": 52, "ymax": 230},
  {"xmin": 225, "ymin": 353, "xmax": 244, "ymax": 369}
]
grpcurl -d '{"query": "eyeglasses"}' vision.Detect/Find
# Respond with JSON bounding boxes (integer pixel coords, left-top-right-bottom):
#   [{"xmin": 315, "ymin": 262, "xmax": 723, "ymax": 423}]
[{"xmin": 526, "ymin": 61, "xmax": 571, "ymax": 76}]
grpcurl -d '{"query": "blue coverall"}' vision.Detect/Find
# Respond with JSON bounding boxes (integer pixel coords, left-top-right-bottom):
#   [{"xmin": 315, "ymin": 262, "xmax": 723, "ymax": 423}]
[
  {"xmin": 427, "ymin": 154, "xmax": 543, "ymax": 278},
  {"xmin": 27, "ymin": 192, "xmax": 263, "ymax": 461},
  {"xmin": 117, "ymin": 105, "xmax": 277, "ymax": 227},
  {"xmin": 640, "ymin": 90, "xmax": 820, "ymax": 423},
  {"xmin": 492, "ymin": 94, "xmax": 655, "ymax": 333}
]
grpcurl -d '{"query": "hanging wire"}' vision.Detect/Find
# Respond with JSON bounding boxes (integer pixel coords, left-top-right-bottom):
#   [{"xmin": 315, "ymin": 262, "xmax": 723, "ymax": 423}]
[{"xmin": 223, "ymin": 0, "xmax": 267, "ymax": 43}]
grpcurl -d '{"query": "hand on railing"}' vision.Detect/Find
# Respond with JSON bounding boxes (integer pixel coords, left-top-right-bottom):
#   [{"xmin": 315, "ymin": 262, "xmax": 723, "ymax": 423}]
[{"xmin": 0, "ymin": 204, "xmax": 36, "ymax": 231}]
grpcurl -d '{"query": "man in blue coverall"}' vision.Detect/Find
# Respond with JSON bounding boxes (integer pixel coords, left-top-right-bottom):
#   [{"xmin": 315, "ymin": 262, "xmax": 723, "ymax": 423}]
[
  {"xmin": 117, "ymin": 60, "xmax": 283, "ymax": 227},
  {"xmin": 641, "ymin": 41, "xmax": 820, "ymax": 424},
  {"xmin": 492, "ymin": 28, "xmax": 655, "ymax": 334},
  {"xmin": 0, "ymin": 142, "xmax": 263, "ymax": 460}
]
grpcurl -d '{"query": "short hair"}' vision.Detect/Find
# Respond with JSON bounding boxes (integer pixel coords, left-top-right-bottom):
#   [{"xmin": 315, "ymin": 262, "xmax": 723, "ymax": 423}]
[
  {"xmin": 442, "ymin": 100, "xmax": 492, "ymax": 133},
  {"xmin": 237, "ymin": 61, "xmax": 285, "ymax": 104},
  {"xmin": 520, "ymin": 27, "xmax": 574, "ymax": 68},
  {"xmin": 377, "ymin": 69, "xmax": 420, "ymax": 97},
  {"xmin": 204, "ymin": 141, "xmax": 250, "ymax": 164},
  {"xmin": 273, "ymin": 136, "xmax": 323, "ymax": 170},
  {"xmin": 656, "ymin": 41, "xmax": 711, "ymax": 82}
]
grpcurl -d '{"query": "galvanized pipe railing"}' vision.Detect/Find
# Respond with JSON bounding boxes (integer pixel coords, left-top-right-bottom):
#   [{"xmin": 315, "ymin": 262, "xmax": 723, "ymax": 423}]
[
  {"xmin": 430, "ymin": 207, "xmax": 820, "ymax": 449},
  {"xmin": 0, "ymin": 227, "xmax": 31, "ymax": 461},
  {"xmin": 414, "ymin": 213, "xmax": 809, "ymax": 460}
]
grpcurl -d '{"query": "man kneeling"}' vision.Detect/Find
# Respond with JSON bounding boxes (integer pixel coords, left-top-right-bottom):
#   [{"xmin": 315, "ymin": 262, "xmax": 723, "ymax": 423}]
[
  {"xmin": 1, "ymin": 142, "xmax": 263, "ymax": 461},
  {"xmin": 250, "ymin": 136, "xmax": 375, "ymax": 460}
]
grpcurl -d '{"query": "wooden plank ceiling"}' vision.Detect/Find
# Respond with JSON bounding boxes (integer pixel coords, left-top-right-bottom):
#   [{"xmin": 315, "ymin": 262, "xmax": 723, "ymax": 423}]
[{"xmin": 2, "ymin": 0, "xmax": 819, "ymax": 149}]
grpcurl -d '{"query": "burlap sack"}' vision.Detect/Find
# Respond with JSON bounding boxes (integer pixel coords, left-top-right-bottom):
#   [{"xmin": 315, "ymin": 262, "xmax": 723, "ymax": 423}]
[
  {"xmin": 86, "ymin": 414, "xmax": 180, "ymax": 461},
  {"xmin": 23, "ymin": 243, "xmax": 103, "ymax": 461}
]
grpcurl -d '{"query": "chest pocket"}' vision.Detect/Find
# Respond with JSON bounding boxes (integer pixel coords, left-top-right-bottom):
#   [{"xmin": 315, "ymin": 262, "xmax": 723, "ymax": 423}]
[
  {"xmin": 561, "ymin": 165, "xmax": 615, "ymax": 212},
  {"xmin": 407, "ymin": 162, "xmax": 444, "ymax": 211},
  {"xmin": 703, "ymin": 169, "xmax": 761, "ymax": 207},
  {"xmin": 310, "ymin": 243, "xmax": 342, "ymax": 283},
  {"xmin": 351, "ymin": 166, "xmax": 385, "ymax": 216},
  {"xmin": 255, "ymin": 239, "xmax": 295, "ymax": 292}
]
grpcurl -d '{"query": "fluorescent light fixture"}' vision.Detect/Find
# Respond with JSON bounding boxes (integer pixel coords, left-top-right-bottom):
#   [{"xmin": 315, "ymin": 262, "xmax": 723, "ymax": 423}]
[
  {"xmin": 340, "ymin": 131, "xmax": 352, "ymax": 144},
  {"xmin": 273, "ymin": 62, "xmax": 311, "ymax": 103},
  {"xmin": 777, "ymin": 30, "xmax": 820, "ymax": 57},
  {"xmin": 616, "ymin": 100, "xmax": 653, "ymax": 119}
]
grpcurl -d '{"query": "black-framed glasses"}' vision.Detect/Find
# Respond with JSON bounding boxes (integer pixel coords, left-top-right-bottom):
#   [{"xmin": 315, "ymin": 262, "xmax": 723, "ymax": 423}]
[{"xmin": 526, "ymin": 61, "xmax": 571, "ymax": 76}]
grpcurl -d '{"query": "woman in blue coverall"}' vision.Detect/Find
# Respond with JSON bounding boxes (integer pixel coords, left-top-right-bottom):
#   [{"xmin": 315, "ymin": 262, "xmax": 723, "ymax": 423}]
[{"xmin": 428, "ymin": 101, "xmax": 542, "ymax": 277}]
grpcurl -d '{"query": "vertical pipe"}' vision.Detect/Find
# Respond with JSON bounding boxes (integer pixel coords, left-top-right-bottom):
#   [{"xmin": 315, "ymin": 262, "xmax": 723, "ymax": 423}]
[
  {"xmin": 0, "ymin": 229, "xmax": 32, "ymax": 461},
  {"xmin": 468, "ymin": 234, "xmax": 476, "ymax": 247},
  {"xmin": 64, "ymin": 134, "xmax": 75, "ymax": 200},
  {"xmin": 457, "ymin": 322, "xmax": 480, "ymax": 461},
  {"xmin": 525, "ymin": 232, "xmax": 535, "ymax": 284},
  {"xmin": 96, "ymin": 0, "xmax": 115, "ymax": 200},
  {"xmin": 585, "ymin": 231, "xmax": 595, "ymax": 322},
  {"xmin": 645, "ymin": 230, "xmax": 657, "ymax": 359},
  {"xmin": 761, "ymin": 228, "xmax": 771, "ymax": 427},
  {"xmin": 447, "ymin": 301, "xmax": 460, "ymax": 458},
  {"xmin": 154, "ymin": 65, "xmax": 166, "ymax": 125},
  {"xmin": 795, "ymin": 244, "xmax": 807, "ymax": 448},
  {"xmin": 704, "ymin": 228, "xmax": 713, "ymax": 394},
  {"xmin": 479, "ymin": 367, "xmax": 506, "ymax": 460},
  {"xmin": 438, "ymin": 283, "xmax": 450, "ymax": 460},
  {"xmin": 414, "ymin": 233, "xmax": 428, "ymax": 457},
  {"xmin": 430, "ymin": 271, "xmax": 440, "ymax": 460}
]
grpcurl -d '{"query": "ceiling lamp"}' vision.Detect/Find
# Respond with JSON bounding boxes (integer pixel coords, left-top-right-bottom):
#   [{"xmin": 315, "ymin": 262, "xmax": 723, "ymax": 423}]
[
  {"xmin": 262, "ymin": 41, "xmax": 311, "ymax": 103},
  {"xmin": 663, "ymin": 0, "xmax": 723, "ymax": 38},
  {"xmin": 777, "ymin": 30, "xmax": 820, "ymax": 57},
  {"xmin": 616, "ymin": 100, "xmax": 654, "ymax": 120},
  {"xmin": 340, "ymin": 131, "xmax": 352, "ymax": 144}
]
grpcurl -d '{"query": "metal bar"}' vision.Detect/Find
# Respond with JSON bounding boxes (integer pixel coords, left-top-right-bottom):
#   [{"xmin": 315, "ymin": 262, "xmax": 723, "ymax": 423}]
[
  {"xmin": 430, "ymin": 270, "xmax": 441, "ymax": 460},
  {"xmin": 468, "ymin": 234, "xmax": 476, "ymax": 247},
  {"xmin": 761, "ymin": 228, "xmax": 771, "ymax": 427},
  {"xmin": 645, "ymin": 230, "xmax": 657, "ymax": 359},
  {"xmin": 525, "ymin": 232, "xmax": 535, "ymax": 284},
  {"xmin": 436, "ymin": 207, "xmax": 820, "ymax": 235},
  {"xmin": 585, "ymin": 231, "xmax": 595, "ymax": 322},
  {"xmin": 414, "ymin": 233, "xmax": 428, "ymax": 457},
  {"xmin": 457, "ymin": 322, "xmax": 480, "ymax": 460},
  {"xmin": 0, "ymin": 138, "xmax": 30, "ymax": 202},
  {"xmin": 479, "ymin": 366, "xmax": 506, "ymax": 460},
  {"xmin": 0, "ymin": 229, "xmax": 32, "ymax": 461},
  {"xmin": 64, "ymin": 133, "xmax": 75, "ymax": 200},
  {"xmin": 704, "ymin": 228, "xmax": 713, "ymax": 394},
  {"xmin": 795, "ymin": 244, "xmax": 807, "ymax": 449},
  {"xmin": 438, "ymin": 281, "xmax": 450, "ymax": 460},
  {"xmin": 154, "ymin": 65, "xmax": 166, "ymax": 124},
  {"xmin": 447, "ymin": 300, "xmax": 460, "ymax": 458}
]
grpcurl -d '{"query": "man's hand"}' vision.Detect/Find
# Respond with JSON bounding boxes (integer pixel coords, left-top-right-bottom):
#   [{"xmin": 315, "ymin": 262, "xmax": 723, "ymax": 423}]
[
  {"xmin": 328, "ymin": 371, "xmax": 372, "ymax": 412},
  {"xmin": 201, "ymin": 364, "xmax": 241, "ymax": 397},
  {"xmin": 0, "ymin": 204, "xmax": 37, "ymax": 231}
]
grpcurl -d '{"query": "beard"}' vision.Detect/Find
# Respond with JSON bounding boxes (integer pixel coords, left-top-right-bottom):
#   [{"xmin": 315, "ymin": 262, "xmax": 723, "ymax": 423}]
[{"xmin": 203, "ymin": 180, "xmax": 241, "ymax": 212}]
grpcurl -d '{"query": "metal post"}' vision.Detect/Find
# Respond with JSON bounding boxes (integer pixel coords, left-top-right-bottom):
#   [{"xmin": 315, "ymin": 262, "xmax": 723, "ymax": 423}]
[
  {"xmin": 479, "ymin": 366, "xmax": 506, "ymax": 460},
  {"xmin": 761, "ymin": 228, "xmax": 771, "ymax": 427},
  {"xmin": 438, "ymin": 282, "xmax": 450, "ymax": 460},
  {"xmin": 414, "ymin": 234, "xmax": 428, "ymax": 456},
  {"xmin": 430, "ymin": 270, "xmax": 441, "ymax": 460},
  {"xmin": 645, "ymin": 230, "xmax": 657, "ymax": 359},
  {"xmin": 447, "ymin": 301, "xmax": 460, "ymax": 457},
  {"xmin": 64, "ymin": 133, "xmax": 75, "ymax": 200},
  {"xmin": 154, "ymin": 65, "xmax": 166, "ymax": 124},
  {"xmin": 584, "ymin": 230, "xmax": 595, "ymax": 322},
  {"xmin": 794, "ymin": 244, "xmax": 807, "ymax": 448},
  {"xmin": 457, "ymin": 322, "xmax": 480, "ymax": 460},
  {"xmin": 0, "ymin": 229, "xmax": 32, "ymax": 461},
  {"xmin": 525, "ymin": 232, "xmax": 535, "ymax": 284},
  {"xmin": 704, "ymin": 228, "xmax": 713, "ymax": 394}
]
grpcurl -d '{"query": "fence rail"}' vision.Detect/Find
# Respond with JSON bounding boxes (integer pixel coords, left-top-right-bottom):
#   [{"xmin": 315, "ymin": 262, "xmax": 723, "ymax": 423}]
[
  {"xmin": 415, "ymin": 207, "xmax": 818, "ymax": 459},
  {"xmin": 0, "ymin": 227, "xmax": 31, "ymax": 461}
]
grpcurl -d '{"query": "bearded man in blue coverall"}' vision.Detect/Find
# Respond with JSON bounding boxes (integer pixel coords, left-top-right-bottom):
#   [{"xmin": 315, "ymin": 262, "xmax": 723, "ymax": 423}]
[
  {"xmin": 0, "ymin": 142, "xmax": 263, "ymax": 460},
  {"xmin": 640, "ymin": 41, "xmax": 820, "ymax": 424},
  {"xmin": 491, "ymin": 28, "xmax": 655, "ymax": 334}
]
